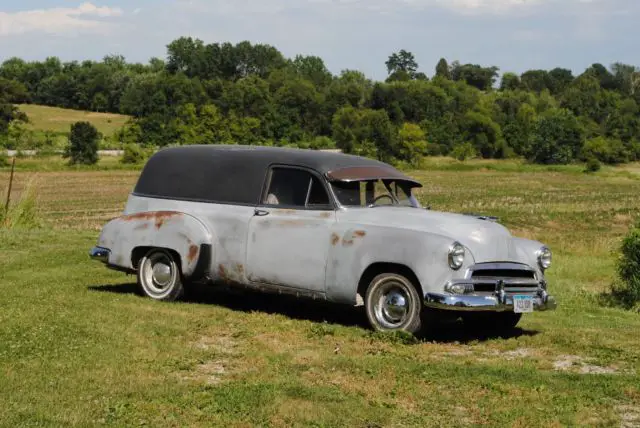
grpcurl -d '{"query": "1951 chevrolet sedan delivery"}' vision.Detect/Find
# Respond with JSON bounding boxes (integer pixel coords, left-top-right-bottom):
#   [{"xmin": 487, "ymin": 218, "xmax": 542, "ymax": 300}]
[{"xmin": 90, "ymin": 145, "xmax": 556, "ymax": 334}]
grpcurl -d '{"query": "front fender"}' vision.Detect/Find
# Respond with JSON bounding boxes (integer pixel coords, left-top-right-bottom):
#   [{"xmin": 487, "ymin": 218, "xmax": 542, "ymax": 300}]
[
  {"xmin": 325, "ymin": 227, "xmax": 468, "ymax": 303},
  {"xmin": 512, "ymin": 237, "xmax": 548, "ymax": 277},
  {"xmin": 97, "ymin": 210, "xmax": 213, "ymax": 278}
]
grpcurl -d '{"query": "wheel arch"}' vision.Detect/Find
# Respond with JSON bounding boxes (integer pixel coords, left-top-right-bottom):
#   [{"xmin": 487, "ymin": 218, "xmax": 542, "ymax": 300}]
[{"xmin": 357, "ymin": 262, "xmax": 424, "ymax": 300}]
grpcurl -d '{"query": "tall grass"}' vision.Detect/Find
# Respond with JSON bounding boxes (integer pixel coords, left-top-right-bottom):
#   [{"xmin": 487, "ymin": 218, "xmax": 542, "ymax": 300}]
[{"xmin": 0, "ymin": 177, "xmax": 40, "ymax": 229}]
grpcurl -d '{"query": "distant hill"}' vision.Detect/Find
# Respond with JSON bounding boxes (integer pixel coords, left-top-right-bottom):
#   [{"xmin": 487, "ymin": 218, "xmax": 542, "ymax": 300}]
[{"xmin": 16, "ymin": 104, "xmax": 130, "ymax": 137}]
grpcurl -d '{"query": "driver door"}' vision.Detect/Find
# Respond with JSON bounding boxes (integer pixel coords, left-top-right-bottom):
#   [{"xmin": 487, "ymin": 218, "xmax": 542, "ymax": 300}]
[{"xmin": 245, "ymin": 166, "xmax": 336, "ymax": 293}]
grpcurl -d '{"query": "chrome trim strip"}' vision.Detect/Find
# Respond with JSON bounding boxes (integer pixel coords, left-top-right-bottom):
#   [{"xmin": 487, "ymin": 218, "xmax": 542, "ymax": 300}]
[
  {"xmin": 425, "ymin": 292, "xmax": 557, "ymax": 312},
  {"xmin": 465, "ymin": 262, "xmax": 536, "ymax": 279},
  {"xmin": 469, "ymin": 262, "xmax": 534, "ymax": 271},
  {"xmin": 452, "ymin": 278, "xmax": 540, "ymax": 287},
  {"xmin": 89, "ymin": 247, "xmax": 110, "ymax": 264}
]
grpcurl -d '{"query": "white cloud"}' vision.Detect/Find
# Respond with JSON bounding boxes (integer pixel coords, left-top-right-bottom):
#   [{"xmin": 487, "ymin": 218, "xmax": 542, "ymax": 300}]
[
  {"xmin": 173, "ymin": 0, "xmax": 602, "ymax": 17},
  {"xmin": 0, "ymin": 2, "xmax": 123, "ymax": 36}
]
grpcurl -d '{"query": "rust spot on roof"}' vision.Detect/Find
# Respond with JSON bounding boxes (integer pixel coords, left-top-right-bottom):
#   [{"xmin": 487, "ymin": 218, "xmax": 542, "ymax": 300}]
[
  {"xmin": 331, "ymin": 233, "xmax": 340, "ymax": 246},
  {"xmin": 354, "ymin": 230, "xmax": 366, "ymax": 237},
  {"xmin": 134, "ymin": 223, "xmax": 149, "ymax": 231},
  {"xmin": 187, "ymin": 245, "xmax": 199, "ymax": 264},
  {"xmin": 326, "ymin": 166, "xmax": 422, "ymax": 187},
  {"xmin": 343, "ymin": 238, "xmax": 354, "ymax": 246}
]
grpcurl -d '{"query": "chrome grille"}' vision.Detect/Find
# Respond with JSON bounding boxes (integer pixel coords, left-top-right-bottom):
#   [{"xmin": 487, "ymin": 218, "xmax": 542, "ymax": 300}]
[{"xmin": 467, "ymin": 263, "xmax": 539, "ymax": 293}]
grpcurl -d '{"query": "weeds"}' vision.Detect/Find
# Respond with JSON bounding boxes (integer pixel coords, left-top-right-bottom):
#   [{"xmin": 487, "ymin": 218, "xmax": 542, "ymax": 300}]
[
  {"xmin": 308, "ymin": 322, "xmax": 336, "ymax": 338},
  {"xmin": 0, "ymin": 150, "xmax": 8, "ymax": 167},
  {"xmin": 0, "ymin": 177, "xmax": 40, "ymax": 229}
]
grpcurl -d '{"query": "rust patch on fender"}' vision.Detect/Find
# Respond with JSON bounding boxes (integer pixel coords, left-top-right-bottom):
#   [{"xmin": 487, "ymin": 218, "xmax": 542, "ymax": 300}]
[
  {"xmin": 218, "ymin": 264, "xmax": 229, "ymax": 281},
  {"xmin": 331, "ymin": 233, "xmax": 340, "ymax": 246},
  {"xmin": 122, "ymin": 211, "xmax": 182, "ymax": 230},
  {"xmin": 134, "ymin": 223, "xmax": 149, "ymax": 231},
  {"xmin": 187, "ymin": 245, "xmax": 199, "ymax": 264},
  {"xmin": 234, "ymin": 264, "xmax": 244, "ymax": 277},
  {"xmin": 342, "ymin": 230, "xmax": 366, "ymax": 246}
]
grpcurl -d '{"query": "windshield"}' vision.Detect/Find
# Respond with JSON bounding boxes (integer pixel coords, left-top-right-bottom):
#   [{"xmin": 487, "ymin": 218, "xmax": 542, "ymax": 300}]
[{"xmin": 331, "ymin": 179, "xmax": 421, "ymax": 208}]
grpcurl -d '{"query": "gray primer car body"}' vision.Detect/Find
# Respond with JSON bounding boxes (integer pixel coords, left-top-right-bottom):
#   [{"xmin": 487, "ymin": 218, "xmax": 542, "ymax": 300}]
[{"xmin": 91, "ymin": 145, "xmax": 556, "ymax": 331}]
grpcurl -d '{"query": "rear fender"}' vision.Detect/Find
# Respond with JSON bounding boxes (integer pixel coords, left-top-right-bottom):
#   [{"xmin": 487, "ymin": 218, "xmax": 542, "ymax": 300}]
[{"xmin": 97, "ymin": 210, "xmax": 213, "ymax": 278}]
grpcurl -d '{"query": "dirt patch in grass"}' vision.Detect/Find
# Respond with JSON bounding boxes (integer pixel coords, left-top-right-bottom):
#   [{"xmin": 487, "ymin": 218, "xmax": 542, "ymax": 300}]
[
  {"xmin": 553, "ymin": 355, "xmax": 620, "ymax": 375},
  {"xmin": 617, "ymin": 404, "xmax": 640, "ymax": 428},
  {"xmin": 192, "ymin": 334, "xmax": 237, "ymax": 355}
]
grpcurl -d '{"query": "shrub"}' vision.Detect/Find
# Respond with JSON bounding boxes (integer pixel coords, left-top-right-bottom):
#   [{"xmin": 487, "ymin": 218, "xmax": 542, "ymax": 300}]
[
  {"xmin": 121, "ymin": 143, "xmax": 149, "ymax": 164},
  {"xmin": 0, "ymin": 150, "xmax": 8, "ymax": 167},
  {"xmin": 607, "ymin": 219, "xmax": 640, "ymax": 310},
  {"xmin": 450, "ymin": 142, "xmax": 477, "ymax": 161},
  {"xmin": 582, "ymin": 137, "xmax": 629, "ymax": 165},
  {"xmin": 583, "ymin": 157, "xmax": 601, "ymax": 173},
  {"xmin": 64, "ymin": 122, "xmax": 100, "ymax": 165}
]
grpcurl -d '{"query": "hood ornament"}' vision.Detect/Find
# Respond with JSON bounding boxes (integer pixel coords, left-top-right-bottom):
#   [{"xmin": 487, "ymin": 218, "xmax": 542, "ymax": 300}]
[{"xmin": 461, "ymin": 212, "xmax": 499, "ymax": 223}]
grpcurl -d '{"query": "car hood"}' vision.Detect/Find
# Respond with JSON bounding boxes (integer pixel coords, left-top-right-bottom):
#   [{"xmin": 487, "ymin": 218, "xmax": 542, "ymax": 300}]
[{"xmin": 338, "ymin": 207, "xmax": 521, "ymax": 263}]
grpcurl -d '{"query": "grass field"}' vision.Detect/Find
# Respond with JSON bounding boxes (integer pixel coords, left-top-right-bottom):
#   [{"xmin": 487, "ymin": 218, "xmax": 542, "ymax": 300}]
[
  {"xmin": 1, "ymin": 158, "xmax": 640, "ymax": 427},
  {"xmin": 16, "ymin": 104, "xmax": 131, "ymax": 137}
]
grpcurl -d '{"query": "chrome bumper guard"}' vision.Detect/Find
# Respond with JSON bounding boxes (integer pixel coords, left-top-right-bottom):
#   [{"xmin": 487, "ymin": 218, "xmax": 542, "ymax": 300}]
[
  {"xmin": 89, "ymin": 247, "xmax": 110, "ymax": 264},
  {"xmin": 424, "ymin": 279, "xmax": 557, "ymax": 312}
]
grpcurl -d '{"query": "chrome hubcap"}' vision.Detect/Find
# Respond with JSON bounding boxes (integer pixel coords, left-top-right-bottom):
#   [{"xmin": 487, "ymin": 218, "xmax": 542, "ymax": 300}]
[
  {"xmin": 142, "ymin": 252, "xmax": 174, "ymax": 296},
  {"xmin": 152, "ymin": 263, "xmax": 171, "ymax": 287},
  {"xmin": 383, "ymin": 291, "xmax": 408, "ymax": 322},
  {"xmin": 374, "ymin": 282, "xmax": 411, "ymax": 329}
]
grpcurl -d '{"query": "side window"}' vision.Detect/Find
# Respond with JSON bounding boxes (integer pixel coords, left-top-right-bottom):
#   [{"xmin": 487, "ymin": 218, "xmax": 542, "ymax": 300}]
[{"xmin": 264, "ymin": 168, "xmax": 331, "ymax": 209}]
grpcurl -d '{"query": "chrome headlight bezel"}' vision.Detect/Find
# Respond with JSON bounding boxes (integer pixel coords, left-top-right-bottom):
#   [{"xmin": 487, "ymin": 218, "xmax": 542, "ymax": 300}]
[
  {"xmin": 448, "ymin": 242, "xmax": 465, "ymax": 271},
  {"xmin": 537, "ymin": 246, "xmax": 552, "ymax": 270}
]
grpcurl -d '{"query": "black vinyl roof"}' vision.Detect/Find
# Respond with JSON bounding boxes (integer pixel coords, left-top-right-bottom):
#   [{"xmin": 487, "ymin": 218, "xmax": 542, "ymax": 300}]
[{"xmin": 133, "ymin": 145, "xmax": 419, "ymax": 205}]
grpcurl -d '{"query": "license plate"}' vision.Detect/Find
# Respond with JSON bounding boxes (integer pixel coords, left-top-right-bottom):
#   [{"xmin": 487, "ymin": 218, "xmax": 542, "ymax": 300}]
[{"xmin": 513, "ymin": 295, "xmax": 534, "ymax": 313}]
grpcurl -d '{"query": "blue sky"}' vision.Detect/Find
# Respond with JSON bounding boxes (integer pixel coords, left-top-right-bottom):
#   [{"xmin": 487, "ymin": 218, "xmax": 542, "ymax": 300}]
[{"xmin": 0, "ymin": 0, "xmax": 638, "ymax": 81}]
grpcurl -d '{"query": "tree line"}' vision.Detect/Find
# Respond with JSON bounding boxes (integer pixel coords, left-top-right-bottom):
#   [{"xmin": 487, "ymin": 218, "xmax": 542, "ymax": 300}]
[{"xmin": 1, "ymin": 38, "xmax": 640, "ymax": 166}]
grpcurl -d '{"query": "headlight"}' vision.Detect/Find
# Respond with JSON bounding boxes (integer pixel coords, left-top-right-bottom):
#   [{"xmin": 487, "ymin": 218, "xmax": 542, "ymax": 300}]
[
  {"xmin": 448, "ymin": 242, "xmax": 465, "ymax": 270},
  {"xmin": 537, "ymin": 246, "xmax": 552, "ymax": 270}
]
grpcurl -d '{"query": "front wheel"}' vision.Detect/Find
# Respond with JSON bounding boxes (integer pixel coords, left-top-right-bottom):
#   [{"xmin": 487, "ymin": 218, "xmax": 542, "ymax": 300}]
[
  {"xmin": 137, "ymin": 248, "xmax": 185, "ymax": 301},
  {"xmin": 364, "ymin": 273, "xmax": 424, "ymax": 334}
]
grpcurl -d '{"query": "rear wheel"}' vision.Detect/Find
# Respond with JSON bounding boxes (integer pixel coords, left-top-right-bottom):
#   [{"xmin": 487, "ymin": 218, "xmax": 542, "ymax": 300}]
[
  {"xmin": 137, "ymin": 248, "xmax": 184, "ymax": 301},
  {"xmin": 364, "ymin": 273, "xmax": 424, "ymax": 334}
]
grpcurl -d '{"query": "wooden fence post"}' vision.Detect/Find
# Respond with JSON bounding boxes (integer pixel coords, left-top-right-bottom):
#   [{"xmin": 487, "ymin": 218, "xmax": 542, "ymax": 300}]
[{"xmin": 4, "ymin": 156, "xmax": 16, "ymax": 214}]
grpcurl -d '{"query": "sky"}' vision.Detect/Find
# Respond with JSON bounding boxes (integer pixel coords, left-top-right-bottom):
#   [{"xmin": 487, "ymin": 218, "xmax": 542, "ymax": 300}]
[{"xmin": 0, "ymin": 0, "xmax": 638, "ymax": 81}]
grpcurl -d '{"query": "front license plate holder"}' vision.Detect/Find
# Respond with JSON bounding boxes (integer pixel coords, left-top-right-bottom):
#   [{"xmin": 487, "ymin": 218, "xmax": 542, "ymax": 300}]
[{"xmin": 513, "ymin": 295, "xmax": 534, "ymax": 313}]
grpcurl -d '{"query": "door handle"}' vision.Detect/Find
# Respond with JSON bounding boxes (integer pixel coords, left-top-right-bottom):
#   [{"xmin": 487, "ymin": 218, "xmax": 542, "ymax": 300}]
[{"xmin": 254, "ymin": 209, "xmax": 270, "ymax": 217}]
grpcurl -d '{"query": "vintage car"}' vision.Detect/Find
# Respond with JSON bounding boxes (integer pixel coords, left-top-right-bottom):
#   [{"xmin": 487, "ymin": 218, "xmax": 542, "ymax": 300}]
[{"xmin": 90, "ymin": 145, "xmax": 556, "ymax": 334}]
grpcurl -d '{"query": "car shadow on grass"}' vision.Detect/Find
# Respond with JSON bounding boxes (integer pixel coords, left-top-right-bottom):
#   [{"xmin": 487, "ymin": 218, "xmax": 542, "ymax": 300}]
[{"xmin": 88, "ymin": 283, "xmax": 540, "ymax": 344}]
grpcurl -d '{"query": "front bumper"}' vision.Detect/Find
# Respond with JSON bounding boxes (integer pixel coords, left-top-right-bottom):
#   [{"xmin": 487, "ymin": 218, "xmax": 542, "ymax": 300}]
[
  {"xmin": 89, "ymin": 246, "xmax": 110, "ymax": 264},
  {"xmin": 425, "ymin": 290, "xmax": 557, "ymax": 312}
]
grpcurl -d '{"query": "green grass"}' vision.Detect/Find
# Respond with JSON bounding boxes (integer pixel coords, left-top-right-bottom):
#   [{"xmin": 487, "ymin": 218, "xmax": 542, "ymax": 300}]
[
  {"xmin": 16, "ymin": 104, "xmax": 131, "ymax": 137},
  {"xmin": 1, "ymin": 160, "xmax": 639, "ymax": 426}
]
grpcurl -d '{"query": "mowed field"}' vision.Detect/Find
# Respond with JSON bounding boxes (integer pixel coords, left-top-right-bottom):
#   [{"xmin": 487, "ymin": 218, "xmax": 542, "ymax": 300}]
[
  {"xmin": 17, "ymin": 104, "xmax": 130, "ymax": 137},
  {"xmin": 1, "ymin": 158, "xmax": 640, "ymax": 427}
]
